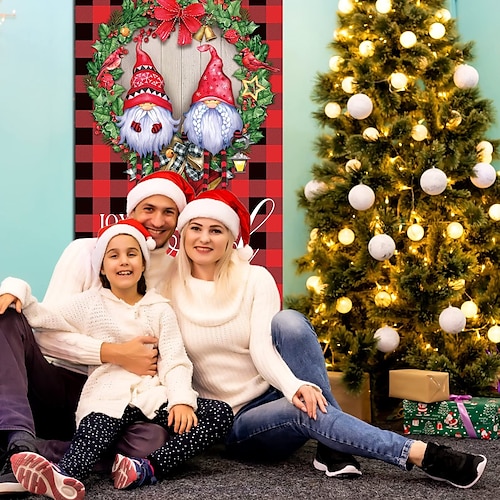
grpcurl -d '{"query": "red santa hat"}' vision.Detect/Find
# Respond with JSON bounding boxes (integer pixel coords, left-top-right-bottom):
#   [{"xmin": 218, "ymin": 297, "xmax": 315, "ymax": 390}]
[
  {"xmin": 191, "ymin": 44, "xmax": 236, "ymax": 106},
  {"xmin": 177, "ymin": 189, "xmax": 252, "ymax": 260},
  {"xmin": 124, "ymin": 40, "xmax": 173, "ymax": 112},
  {"xmin": 126, "ymin": 171, "xmax": 196, "ymax": 216},
  {"xmin": 92, "ymin": 219, "xmax": 156, "ymax": 276}
]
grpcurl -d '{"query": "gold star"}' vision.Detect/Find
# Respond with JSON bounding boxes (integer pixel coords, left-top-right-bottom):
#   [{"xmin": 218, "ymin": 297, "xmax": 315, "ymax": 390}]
[{"xmin": 241, "ymin": 76, "xmax": 265, "ymax": 101}]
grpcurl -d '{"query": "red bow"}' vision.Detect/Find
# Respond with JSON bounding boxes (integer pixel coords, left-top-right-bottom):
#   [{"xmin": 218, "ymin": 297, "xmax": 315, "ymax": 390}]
[{"xmin": 153, "ymin": 0, "xmax": 205, "ymax": 45}]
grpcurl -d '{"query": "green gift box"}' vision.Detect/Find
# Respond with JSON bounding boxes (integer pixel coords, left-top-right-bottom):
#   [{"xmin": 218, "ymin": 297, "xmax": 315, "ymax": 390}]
[{"xmin": 403, "ymin": 396, "xmax": 500, "ymax": 440}]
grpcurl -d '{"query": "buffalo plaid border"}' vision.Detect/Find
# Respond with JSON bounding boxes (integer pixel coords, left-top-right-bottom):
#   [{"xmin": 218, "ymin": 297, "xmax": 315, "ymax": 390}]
[{"xmin": 74, "ymin": 0, "xmax": 283, "ymax": 291}]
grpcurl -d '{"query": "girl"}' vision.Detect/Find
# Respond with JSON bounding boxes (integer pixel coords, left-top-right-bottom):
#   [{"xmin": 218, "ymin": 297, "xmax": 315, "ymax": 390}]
[
  {"xmin": 165, "ymin": 189, "xmax": 486, "ymax": 490},
  {"xmin": 7, "ymin": 219, "xmax": 233, "ymax": 500}
]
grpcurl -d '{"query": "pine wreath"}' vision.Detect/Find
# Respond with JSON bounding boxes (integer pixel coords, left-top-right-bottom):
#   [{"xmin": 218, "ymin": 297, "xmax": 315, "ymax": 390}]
[{"xmin": 85, "ymin": 0, "xmax": 277, "ymax": 181}]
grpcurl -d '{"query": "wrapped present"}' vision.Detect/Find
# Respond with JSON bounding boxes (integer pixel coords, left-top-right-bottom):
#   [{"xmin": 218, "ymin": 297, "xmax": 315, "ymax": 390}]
[
  {"xmin": 403, "ymin": 396, "xmax": 500, "ymax": 439},
  {"xmin": 389, "ymin": 369, "xmax": 449, "ymax": 403},
  {"xmin": 328, "ymin": 371, "xmax": 371, "ymax": 422}
]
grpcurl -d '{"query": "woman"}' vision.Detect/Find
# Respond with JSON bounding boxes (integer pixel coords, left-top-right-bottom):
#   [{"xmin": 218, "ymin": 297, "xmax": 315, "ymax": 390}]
[
  {"xmin": 6, "ymin": 219, "xmax": 233, "ymax": 500},
  {"xmin": 164, "ymin": 189, "xmax": 487, "ymax": 490}
]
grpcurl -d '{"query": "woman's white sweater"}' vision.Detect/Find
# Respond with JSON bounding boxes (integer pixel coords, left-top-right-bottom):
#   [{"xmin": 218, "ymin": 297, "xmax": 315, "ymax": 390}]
[
  {"xmin": 3, "ymin": 282, "xmax": 197, "ymax": 425},
  {"xmin": 169, "ymin": 263, "xmax": 316, "ymax": 414}
]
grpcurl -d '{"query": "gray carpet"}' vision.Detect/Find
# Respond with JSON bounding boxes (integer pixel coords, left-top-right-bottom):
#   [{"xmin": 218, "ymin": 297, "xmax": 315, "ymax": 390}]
[{"xmin": 18, "ymin": 433, "xmax": 500, "ymax": 499}]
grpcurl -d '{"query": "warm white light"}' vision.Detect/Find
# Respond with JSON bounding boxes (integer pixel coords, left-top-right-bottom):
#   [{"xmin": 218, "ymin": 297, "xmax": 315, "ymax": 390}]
[
  {"xmin": 435, "ymin": 8, "xmax": 451, "ymax": 22},
  {"xmin": 429, "ymin": 22, "xmax": 446, "ymax": 39},
  {"xmin": 338, "ymin": 0, "xmax": 354, "ymax": 14},
  {"xmin": 390, "ymin": 72, "xmax": 408, "ymax": 90},
  {"xmin": 400, "ymin": 31, "xmax": 417, "ymax": 48},
  {"xmin": 461, "ymin": 301, "xmax": 478, "ymax": 318},
  {"xmin": 407, "ymin": 224, "xmax": 424, "ymax": 241},
  {"xmin": 488, "ymin": 325, "xmax": 500, "ymax": 343},
  {"xmin": 447, "ymin": 222, "xmax": 464, "ymax": 239},
  {"xmin": 346, "ymin": 159, "xmax": 361, "ymax": 172},
  {"xmin": 359, "ymin": 40, "xmax": 375, "ymax": 57},
  {"xmin": 336, "ymin": 296, "xmax": 353, "ymax": 314},
  {"xmin": 329, "ymin": 55, "xmax": 344, "ymax": 72},
  {"xmin": 489, "ymin": 204, "xmax": 500, "ymax": 221},
  {"xmin": 325, "ymin": 102, "xmax": 342, "ymax": 118},
  {"xmin": 342, "ymin": 76, "xmax": 356, "ymax": 94},
  {"xmin": 338, "ymin": 228, "xmax": 355, "ymax": 245},
  {"xmin": 362, "ymin": 127, "xmax": 380, "ymax": 141},
  {"xmin": 375, "ymin": 0, "xmax": 392, "ymax": 14},
  {"xmin": 411, "ymin": 124, "xmax": 428, "ymax": 141},
  {"xmin": 477, "ymin": 141, "xmax": 494, "ymax": 155},
  {"xmin": 375, "ymin": 291, "xmax": 392, "ymax": 308},
  {"xmin": 306, "ymin": 276, "xmax": 323, "ymax": 294}
]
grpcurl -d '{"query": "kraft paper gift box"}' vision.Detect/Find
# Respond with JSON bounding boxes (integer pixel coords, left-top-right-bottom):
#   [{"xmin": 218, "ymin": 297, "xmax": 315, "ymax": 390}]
[
  {"xmin": 328, "ymin": 371, "xmax": 371, "ymax": 422},
  {"xmin": 402, "ymin": 397, "xmax": 500, "ymax": 439},
  {"xmin": 389, "ymin": 369, "xmax": 449, "ymax": 403}
]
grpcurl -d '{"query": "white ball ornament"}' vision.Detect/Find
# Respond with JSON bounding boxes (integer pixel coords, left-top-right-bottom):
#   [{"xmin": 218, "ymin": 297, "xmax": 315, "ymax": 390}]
[
  {"xmin": 304, "ymin": 180, "xmax": 328, "ymax": 201},
  {"xmin": 336, "ymin": 297, "xmax": 353, "ymax": 314},
  {"xmin": 476, "ymin": 141, "xmax": 494, "ymax": 156},
  {"xmin": 347, "ymin": 93, "xmax": 373, "ymax": 120},
  {"xmin": 325, "ymin": 102, "xmax": 342, "ymax": 118},
  {"xmin": 400, "ymin": 31, "xmax": 417, "ymax": 48},
  {"xmin": 374, "ymin": 291, "xmax": 392, "ymax": 308},
  {"xmin": 439, "ymin": 306, "xmax": 466, "ymax": 334},
  {"xmin": 342, "ymin": 76, "xmax": 356, "ymax": 94},
  {"xmin": 348, "ymin": 184, "xmax": 375, "ymax": 211},
  {"xmin": 329, "ymin": 55, "xmax": 344, "ymax": 72},
  {"xmin": 390, "ymin": 72, "xmax": 408, "ymax": 91},
  {"xmin": 338, "ymin": 0, "xmax": 354, "ymax": 14},
  {"xmin": 407, "ymin": 224, "xmax": 424, "ymax": 241},
  {"xmin": 453, "ymin": 64, "xmax": 479, "ymax": 89},
  {"xmin": 362, "ymin": 127, "xmax": 380, "ymax": 141},
  {"xmin": 411, "ymin": 124, "xmax": 428, "ymax": 141},
  {"xmin": 470, "ymin": 162, "xmax": 497, "ymax": 188},
  {"xmin": 368, "ymin": 234, "xmax": 396, "ymax": 261},
  {"xmin": 338, "ymin": 228, "xmax": 355, "ymax": 245},
  {"xmin": 359, "ymin": 40, "xmax": 375, "ymax": 57},
  {"xmin": 374, "ymin": 326, "xmax": 400, "ymax": 353},
  {"xmin": 447, "ymin": 222, "xmax": 464, "ymax": 239},
  {"xmin": 420, "ymin": 168, "xmax": 448, "ymax": 195},
  {"xmin": 489, "ymin": 204, "xmax": 500, "ymax": 221},
  {"xmin": 346, "ymin": 159, "xmax": 362, "ymax": 172},
  {"xmin": 488, "ymin": 325, "xmax": 500, "ymax": 343}
]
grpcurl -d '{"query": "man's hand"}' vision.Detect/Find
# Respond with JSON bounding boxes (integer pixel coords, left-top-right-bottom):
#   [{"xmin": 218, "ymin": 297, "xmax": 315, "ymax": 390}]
[
  {"xmin": 0, "ymin": 293, "xmax": 21, "ymax": 314},
  {"xmin": 292, "ymin": 385, "xmax": 328, "ymax": 420},
  {"xmin": 168, "ymin": 404, "xmax": 198, "ymax": 434},
  {"xmin": 100, "ymin": 336, "xmax": 159, "ymax": 376}
]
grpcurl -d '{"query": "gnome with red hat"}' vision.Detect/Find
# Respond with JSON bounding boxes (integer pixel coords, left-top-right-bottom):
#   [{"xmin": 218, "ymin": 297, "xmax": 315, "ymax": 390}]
[
  {"xmin": 182, "ymin": 44, "xmax": 244, "ymax": 193},
  {"xmin": 117, "ymin": 40, "xmax": 180, "ymax": 180}
]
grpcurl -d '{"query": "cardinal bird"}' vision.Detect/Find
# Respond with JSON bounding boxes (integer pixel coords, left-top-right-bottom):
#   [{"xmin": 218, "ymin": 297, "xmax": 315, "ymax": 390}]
[
  {"xmin": 240, "ymin": 48, "xmax": 279, "ymax": 73},
  {"xmin": 97, "ymin": 47, "xmax": 129, "ymax": 81}
]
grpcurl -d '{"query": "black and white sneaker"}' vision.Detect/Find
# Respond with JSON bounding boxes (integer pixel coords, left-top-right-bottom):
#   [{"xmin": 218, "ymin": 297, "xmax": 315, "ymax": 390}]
[
  {"xmin": 420, "ymin": 442, "xmax": 487, "ymax": 489},
  {"xmin": 313, "ymin": 443, "xmax": 362, "ymax": 479},
  {"xmin": 0, "ymin": 441, "xmax": 36, "ymax": 495}
]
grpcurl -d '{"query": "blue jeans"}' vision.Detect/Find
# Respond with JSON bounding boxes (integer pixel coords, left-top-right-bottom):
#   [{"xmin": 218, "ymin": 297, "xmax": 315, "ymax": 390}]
[{"xmin": 225, "ymin": 310, "xmax": 414, "ymax": 469}]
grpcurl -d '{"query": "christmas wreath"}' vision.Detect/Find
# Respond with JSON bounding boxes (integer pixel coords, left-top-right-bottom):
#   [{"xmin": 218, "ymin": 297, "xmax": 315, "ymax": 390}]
[{"xmin": 85, "ymin": 0, "xmax": 277, "ymax": 182}]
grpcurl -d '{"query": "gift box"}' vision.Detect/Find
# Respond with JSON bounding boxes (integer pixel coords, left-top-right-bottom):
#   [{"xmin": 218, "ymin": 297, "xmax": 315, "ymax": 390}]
[
  {"xmin": 389, "ymin": 369, "xmax": 449, "ymax": 403},
  {"xmin": 328, "ymin": 371, "xmax": 371, "ymax": 423},
  {"xmin": 402, "ymin": 396, "xmax": 500, "ymax": 439}
]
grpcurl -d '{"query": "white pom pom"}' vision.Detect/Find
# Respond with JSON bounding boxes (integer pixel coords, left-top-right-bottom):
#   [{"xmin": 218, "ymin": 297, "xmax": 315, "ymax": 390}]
[
  {"xmin": 146, "ymin": 237, "xmax": 156, "ymax": 250},
  {"xmin": 238, "ymin": 245, "xmax": 253, "ymax": 261}
]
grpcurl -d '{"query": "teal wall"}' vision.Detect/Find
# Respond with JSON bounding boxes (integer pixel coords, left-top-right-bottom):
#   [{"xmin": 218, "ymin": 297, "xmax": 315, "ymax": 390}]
[{"xmin": 1, "ymin": 1, "xmax": 499, "ymax": 299}]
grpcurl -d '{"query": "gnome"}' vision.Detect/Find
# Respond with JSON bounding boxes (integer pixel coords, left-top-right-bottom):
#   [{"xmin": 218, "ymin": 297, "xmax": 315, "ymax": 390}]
[
  {"xmin": 182, "ymin": 44, "xmax": 243, "ymax": 192},
  {"xmin": 117, "ymin": 39, "xmax": 180, "ymax": 180}
]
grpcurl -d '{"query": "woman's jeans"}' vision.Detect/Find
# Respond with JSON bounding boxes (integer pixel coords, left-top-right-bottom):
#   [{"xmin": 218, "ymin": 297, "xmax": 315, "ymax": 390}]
[{"xmin": 225, "ymin": 310, "xmax": 413, "ymax": 469}]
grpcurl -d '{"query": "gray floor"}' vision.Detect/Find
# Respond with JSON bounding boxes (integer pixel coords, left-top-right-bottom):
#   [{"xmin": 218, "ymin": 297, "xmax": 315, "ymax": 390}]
[{"xmin": 17, "ymin": 433, "xmax": 500, "ymax": 500}]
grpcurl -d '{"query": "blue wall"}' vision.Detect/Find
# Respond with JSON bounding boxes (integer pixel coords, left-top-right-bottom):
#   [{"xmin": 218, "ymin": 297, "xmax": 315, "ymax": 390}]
[{"xmin": 1, "ymin": 0, "xmax": 499, "ymax": 299}]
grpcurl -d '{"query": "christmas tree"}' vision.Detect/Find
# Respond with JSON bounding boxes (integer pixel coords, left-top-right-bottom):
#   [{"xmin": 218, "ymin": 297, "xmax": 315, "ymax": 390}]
[{"xmin": 287, "ymin": 0, "xmax": 500, "ymax": 415}]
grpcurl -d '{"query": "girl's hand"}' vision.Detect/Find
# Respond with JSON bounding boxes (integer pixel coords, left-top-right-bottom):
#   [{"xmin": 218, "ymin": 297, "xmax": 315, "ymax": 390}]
[
  {"xmin": 0, "ymin": 293, "xmax": 21, "ymax": 314},
  {"xmin": 168, "ymin": 404, "xmax": 198, "ymax": 434},
  {"xmin": 292, "ymin": 385, "xmax": 328, "ymax": 420}
]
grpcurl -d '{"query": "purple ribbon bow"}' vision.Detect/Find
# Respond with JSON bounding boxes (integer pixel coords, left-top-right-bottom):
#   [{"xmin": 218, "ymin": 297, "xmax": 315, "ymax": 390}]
[{"xmin": 449, "ymin": 395, "xmax": 477, "ymax": 438}]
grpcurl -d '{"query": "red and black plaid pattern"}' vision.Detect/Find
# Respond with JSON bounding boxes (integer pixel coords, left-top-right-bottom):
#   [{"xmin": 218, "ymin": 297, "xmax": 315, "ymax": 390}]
[{"xmin": 74, "ymin": 0, "xmax": 283, "ymax": 291}]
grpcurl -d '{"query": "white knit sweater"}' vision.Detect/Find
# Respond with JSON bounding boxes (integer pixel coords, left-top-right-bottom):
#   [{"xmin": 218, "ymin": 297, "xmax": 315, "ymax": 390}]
[
  {"xmin": 169, "ymin": 263, "xmax": 317, "ymax": 414},
  {"xmin": 0, "ymin": 238, "xmax": 175, "ymax": 368},
  {"xmin": 4, "ymin": 283, "xmax": 197, "ymax": 425}
]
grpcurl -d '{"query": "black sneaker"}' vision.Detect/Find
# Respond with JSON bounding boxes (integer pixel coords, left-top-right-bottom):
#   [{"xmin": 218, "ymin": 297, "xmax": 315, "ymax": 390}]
[
  {"xmin": 420, "ymin": 442, "xmax": 487, "ymax": 489},
  {"xmin": 0, "ymin": 444, "xmax": 32, "ymax": 495},
  {"xmin": 313, "ymin": 443, "xmax": 362, "ymax": 479}
]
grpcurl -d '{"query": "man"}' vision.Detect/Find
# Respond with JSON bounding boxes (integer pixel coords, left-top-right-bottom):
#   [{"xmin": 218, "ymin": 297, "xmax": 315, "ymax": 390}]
[{"xmin": 0, "ymin": 171, "xmax": 195, "ymax": 495}]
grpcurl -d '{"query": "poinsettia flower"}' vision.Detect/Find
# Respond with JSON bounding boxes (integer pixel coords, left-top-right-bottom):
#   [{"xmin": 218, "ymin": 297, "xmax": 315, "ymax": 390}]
[
  {"xmin": 153, "ymin": 0, "xmax": 206, "ymax": 45},
  {"xmin": 98, "ymin": 72, "xmax": 114, "ymax": 90}
]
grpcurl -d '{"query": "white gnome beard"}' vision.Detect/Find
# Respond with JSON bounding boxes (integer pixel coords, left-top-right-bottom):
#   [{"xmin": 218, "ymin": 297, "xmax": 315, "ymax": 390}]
[{"xmin": 117, "ymin": 106, "xmax": 180, "ymax": 157}]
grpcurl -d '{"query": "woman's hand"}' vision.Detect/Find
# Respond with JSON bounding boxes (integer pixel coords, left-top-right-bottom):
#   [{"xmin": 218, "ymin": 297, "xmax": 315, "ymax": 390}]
[
  {"xmin": 168, "ymin": 404, "xmax": 198, "ymax": 434},
  {"xmin": 0, "ymin": 293, "xmax": 21, "ymax": 314},
  {"xmin": 292, "ymin": 385, "xmax": 328, "ymax": 420}
]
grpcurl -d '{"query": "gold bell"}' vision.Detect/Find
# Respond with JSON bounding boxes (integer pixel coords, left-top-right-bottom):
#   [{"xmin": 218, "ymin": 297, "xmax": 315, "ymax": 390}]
[
  {"xmin": 193, "ymin": 25, "xmax": 206, "ymax": 42},
  {"xmin": 204, "ymin": 25, "xmax": 217, "ymax": 41}
]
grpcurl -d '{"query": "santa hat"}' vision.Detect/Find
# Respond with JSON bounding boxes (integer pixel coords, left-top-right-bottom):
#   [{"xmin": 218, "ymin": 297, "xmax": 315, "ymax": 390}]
[
  {"xmin": 177, "ymin": 189, "xmax": 252, "ymax": 260},
  {"xmin": 124, "ymin": 41, "xmax": 173, "ymax": 112},
  {"xmin": 126, "ymin": 171, "xmax": 196, "ymax": 216},
  {"xmin": 92, "ymin": 219, "xmax": 156, "ymax": 276},
  {"xmin": 191, "ymin": 44, "xmax": 236, "ymax": 106}
]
